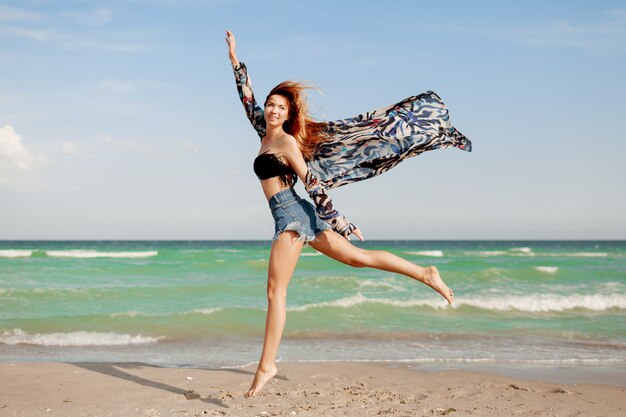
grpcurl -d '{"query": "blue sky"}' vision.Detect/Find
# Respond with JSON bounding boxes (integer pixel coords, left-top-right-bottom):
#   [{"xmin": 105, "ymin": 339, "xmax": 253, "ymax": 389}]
[{"xmin": 1, "ymin": 0, "xmax": 625, "ymax": 240}]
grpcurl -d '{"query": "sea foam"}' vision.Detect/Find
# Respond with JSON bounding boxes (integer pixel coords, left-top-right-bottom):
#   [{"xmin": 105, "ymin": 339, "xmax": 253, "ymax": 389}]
[
  {"xmin": 45, "ymin": 250, "xmax": 158, "ymax": 258},
  {"xmin": 288, "ymin": 357, "xmax": 626, "ymax": 366},
  {"xmin": 404, "ymin": 250, "xmax": 444, "ymax": 257},
  {"xmin": 468, "ymin": 251, "xmax": 507, "ymax": 256},
  {"xmin": 458, "ymin": 293, "xmax": 626, "ymax": 312},
  {"xmin": 0, "ymin": 250, "xmax": 33, "ymax": 258},
  {"xmin": 558, "ymin": 252, "xmax": 609, "ymax": 257},
  {"xmin": 464, "ymin": 248, "xmax": 535, "ymax": 257},
  {"xmin": 288, "ymin": 292, "xmax": 626, "ymax": 313},
  {"xmin": 464, "ymin": 250, "xmax": 608, "ymax": 258},
  {"xmin": 288, "ymin": 293, "xmax": 442, "ymax": 312},
  {"xmin": 110, "ymin": 307, "xmax": 223, "ymax": 318},
  {"xmin": 187, "ymin": 307, "xmax": 223, "ymax": 315},
  {"xmin": 0, "ymin": 329, "xmax": 161, "ymax": 346},
  {"xmin": 510, "ymin": 247, "xmax": 533, "ymax": 253},
  {"xmin": 358, "ymin": 279, "xmax": 404, "ymax": 291},
  {"xmin": 534, "ymin": 266, "xmax": 559, "ymax": 274}
]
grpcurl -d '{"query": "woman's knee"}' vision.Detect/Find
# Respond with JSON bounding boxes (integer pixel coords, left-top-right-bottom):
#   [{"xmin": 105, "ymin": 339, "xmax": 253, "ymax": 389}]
[{"xmin": 266, "ymin": 281, "xmax": 287, "ymax": 303}]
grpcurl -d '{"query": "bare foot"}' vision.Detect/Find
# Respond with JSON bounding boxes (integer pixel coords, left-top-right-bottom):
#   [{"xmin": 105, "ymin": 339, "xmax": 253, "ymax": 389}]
[
  {"xmin": 424, "ymin": 266, "xmax": 454, "ymax": 305},
  {"xmin": 245, "ymin": 363, "xmax": 277, "ymax": 398}
]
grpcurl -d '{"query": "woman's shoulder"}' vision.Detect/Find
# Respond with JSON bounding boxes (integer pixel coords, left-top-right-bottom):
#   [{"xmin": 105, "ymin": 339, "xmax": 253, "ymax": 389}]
[
  {"xmin": 276, "ymin": 133, "xmax": 298, "ymax": 148},
  {"xmin": 275, "ymin": 133, "xmax": 302, "ymax": 159}
]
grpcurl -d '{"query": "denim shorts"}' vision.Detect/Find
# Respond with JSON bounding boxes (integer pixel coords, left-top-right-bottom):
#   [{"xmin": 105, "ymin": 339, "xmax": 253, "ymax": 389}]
[{"xmin": 268, "ymin": 188, "xmax": 331, "ymax": 243}]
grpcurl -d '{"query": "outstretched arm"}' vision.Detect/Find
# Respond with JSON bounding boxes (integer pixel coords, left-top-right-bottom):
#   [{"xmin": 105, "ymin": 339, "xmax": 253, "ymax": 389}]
[
  {"xmin": 226, "ymin": 30, "xmax": 266, "ymax": 139},
  {"xmin": 282, "ymin": 136, "xmax": 364, "ymax": 241}
]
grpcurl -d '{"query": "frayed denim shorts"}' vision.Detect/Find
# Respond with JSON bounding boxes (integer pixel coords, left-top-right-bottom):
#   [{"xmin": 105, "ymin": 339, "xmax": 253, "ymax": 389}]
[{"xmin": 268, "ymin": 188, "xmax": 330, "ymax": 243}]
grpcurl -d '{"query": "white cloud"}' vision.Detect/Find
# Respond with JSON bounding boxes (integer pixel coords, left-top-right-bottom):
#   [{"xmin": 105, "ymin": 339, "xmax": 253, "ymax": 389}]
[
  {"xmin": 96, "ymin": 79, "xmax": 175, "ymax": 93},
  {"xmin": 0, "ymin": 5, "xmax": 113, "ymax": 25},
  {"xmin": 60, "ymin": 8, "xmax": 113, "ymax": 25},
  {"xmin": 501, "ymin": 12, "xmax": 626, "ymax": 52},
  {"xmin": 417, "ymin": 9, "xmax": 626, "ymax": 54},
  {"xmin": 0, "ymin": 5, "xmax": 144, "ymax": 51},
  {"xmin": 128, "ymin": 0, "xmax": 236, "ymax": 5},
  {"xmin": 62, "ymin": 142, "xmax": 80, "ymax": 155},
  {"xmin": 0, "ymin": 91, "xmax": 27, "ymax": 106},
  {"xmin": 0, "ymin": 25, "xmax": 151, "ymax": 51},
  {"xmin": 0, "ymin": 5, "xmax": 42, "ymax": 22},
  {"xmin": 0, "ymin": 125, "xmax": 48, "ymax": 184},
  {"xmin": 177, "ymin": 140, "xmax": 201, "ymax": 153},
  {"xmin": 100, "ymin": 133, "xmax": 140, "ymax": 151},
  {"xmin": 97, "ymin": 80, "xmax": 137, "ymax": 93},
  {"xmin": 0, "ymin": 4, "xmax": 150, "ymax": 53}
]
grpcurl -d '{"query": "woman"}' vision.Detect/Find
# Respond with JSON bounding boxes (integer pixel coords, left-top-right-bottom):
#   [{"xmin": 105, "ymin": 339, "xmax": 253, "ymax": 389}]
[{"xmin": 225, "ymin": 31, "xmax": 468, "ymax": 398}]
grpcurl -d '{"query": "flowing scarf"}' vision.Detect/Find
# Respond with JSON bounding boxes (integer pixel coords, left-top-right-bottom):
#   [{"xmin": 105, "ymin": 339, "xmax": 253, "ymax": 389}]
[{"xmin": 233, "ymin": 62, "xmax": 472, "ymax": 237}]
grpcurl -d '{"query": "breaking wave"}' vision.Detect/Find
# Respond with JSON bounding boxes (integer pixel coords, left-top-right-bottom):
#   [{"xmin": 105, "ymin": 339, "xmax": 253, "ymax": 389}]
[
  {"xmin": 534, "ymin": 266, "xmax": 559, "ymax": 274},
  {"xmin": 45, "ymin": 250, "xmax": 158, "ymax": 258},
  {"xmin": 288, "ymin": 292, "xmax": 626, "ymax": 313},
  {"xmin": 457, "ymin": 293, "xmax": 626, "ymax": 312},
  {"xmin": 110, "ymin": 307, "xmax": 222, "ymax": 318},
  {"xmin": 0, "ymin": 250, "xmax": 33, "ymax": 258},
  {"xmin": 404, "ymin": 250, "xmax": 444, "ymax": 257},
  {"xmin": 0, "ymin": 329, "xmax": 161, "ymax": 346},
  {"xmin": 555, "ymin": 252, "xmax": 609, "ymax": 258},
  {"xmin": 289, "ymin": 293, "xmax": 442, "ymax": 312}
]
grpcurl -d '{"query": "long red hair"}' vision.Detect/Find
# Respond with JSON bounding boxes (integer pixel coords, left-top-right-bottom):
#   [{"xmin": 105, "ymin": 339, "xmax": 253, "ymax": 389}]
[{"xmin": 265, "ymin": 81, "xmax": 328, "ymax": 161}]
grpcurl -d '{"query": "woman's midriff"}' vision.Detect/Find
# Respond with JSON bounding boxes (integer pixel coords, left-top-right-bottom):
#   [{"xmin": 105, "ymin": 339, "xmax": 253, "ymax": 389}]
[{"xmin": 260, "ymin": 177, "xmax": 291, "ymax": 201}]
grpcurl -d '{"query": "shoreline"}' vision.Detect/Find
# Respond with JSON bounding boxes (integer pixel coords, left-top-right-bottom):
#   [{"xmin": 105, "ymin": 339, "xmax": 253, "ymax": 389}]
[
  {"xmin": 3, "ymin": 334, "xmax": 624, "ymax": 389},
  {"xmin": 3, "ymin": 356, "xmax": 626, "ymax": 388},
  {"xmin": 1, "ymin": 361, "xmax": 624, "ymax": 417}
]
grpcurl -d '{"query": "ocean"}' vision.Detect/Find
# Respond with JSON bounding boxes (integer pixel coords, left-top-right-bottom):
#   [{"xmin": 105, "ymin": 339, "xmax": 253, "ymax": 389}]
[{"xmin": 1, "ymin": 240, "xmax": 625, "ymax": 384}]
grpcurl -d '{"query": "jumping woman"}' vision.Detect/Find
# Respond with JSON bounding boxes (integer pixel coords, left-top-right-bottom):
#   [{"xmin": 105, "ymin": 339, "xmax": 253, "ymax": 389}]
[{"xmin": 225, "ymin": 30, "xmax": 471, "ymax": 398}]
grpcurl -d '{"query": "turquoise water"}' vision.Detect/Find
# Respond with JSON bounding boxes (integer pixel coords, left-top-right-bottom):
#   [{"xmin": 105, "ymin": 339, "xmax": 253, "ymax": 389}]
[{"xmin": 1, "ymin": 241, "xmax": 625, "ymax": 375}]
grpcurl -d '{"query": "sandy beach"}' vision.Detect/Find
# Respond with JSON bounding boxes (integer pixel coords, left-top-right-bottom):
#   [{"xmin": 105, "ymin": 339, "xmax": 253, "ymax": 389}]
[{"xmin": 1, "ymin": 362, "xmax": 624, "ymax": 417}]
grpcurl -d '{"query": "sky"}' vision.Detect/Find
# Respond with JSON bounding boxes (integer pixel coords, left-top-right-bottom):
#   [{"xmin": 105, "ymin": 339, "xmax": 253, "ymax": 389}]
[{"xmin": 1, "ymin": 0, "xmax": 625, "ymax": 240}]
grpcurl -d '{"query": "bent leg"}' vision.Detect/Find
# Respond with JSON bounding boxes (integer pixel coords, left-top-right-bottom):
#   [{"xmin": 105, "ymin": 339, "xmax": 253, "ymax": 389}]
[
  {"xmin": 246, "ymin": 231, "xmax": 303, "ymax": 398},
  {"xmin": 309, "ymin": 230, "xmax": 453, "ymax": 304}
]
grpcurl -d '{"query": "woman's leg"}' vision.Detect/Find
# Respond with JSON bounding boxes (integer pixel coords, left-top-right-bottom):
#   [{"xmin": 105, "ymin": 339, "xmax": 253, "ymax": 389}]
[
  {"xmin": 246, "ymin": 231, "xmax": 303, "ymax": 398},
  {"xmin": 309, "ymin": 230, "xmax": 454, "ymax": 304}
]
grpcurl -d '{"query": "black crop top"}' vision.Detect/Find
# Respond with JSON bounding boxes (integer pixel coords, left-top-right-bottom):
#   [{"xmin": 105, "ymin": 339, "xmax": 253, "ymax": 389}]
[{"xmin": 253, "ymin": 152, "xmax": 297, "ymax": 187}]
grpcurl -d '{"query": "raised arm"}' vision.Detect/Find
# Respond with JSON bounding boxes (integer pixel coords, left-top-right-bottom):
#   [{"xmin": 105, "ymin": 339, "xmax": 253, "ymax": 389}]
[
  {"xmin": 282, "ymin": 136, "xmax": 363, "ymax": 241},
  {"xmin": 226, "ymin": 30, "xmax": 266, "ymax": 140}
]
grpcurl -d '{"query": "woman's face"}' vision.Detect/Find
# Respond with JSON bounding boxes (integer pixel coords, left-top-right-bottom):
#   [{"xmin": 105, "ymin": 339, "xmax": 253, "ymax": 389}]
[{"xmin": 264, "ymin": 94, "xmax": 290, "ymax": 127}]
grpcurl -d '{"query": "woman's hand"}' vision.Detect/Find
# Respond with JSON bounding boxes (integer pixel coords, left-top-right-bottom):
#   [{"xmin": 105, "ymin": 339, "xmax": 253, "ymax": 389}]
[
  {"xmin": 352, "ymin": 227, "xmax": 364, "ymax": 241},
  {"xmin": 347, "ymin": 226, "xmax": 365, "ymax": 242},
  {"xmin": 225, "ymin": 30, "xmax": 239, "ymax": 67}
]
